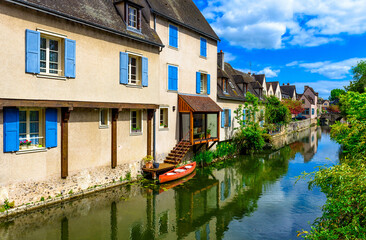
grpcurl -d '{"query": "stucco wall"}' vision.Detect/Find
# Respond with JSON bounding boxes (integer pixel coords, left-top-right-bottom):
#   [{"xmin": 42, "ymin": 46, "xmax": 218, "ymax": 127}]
[{"xmin": 0, "ymin": 2, "xmax": 160, "ymax": 104}]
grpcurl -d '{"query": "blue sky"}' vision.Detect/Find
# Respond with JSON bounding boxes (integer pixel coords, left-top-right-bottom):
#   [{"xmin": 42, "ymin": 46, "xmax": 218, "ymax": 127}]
[{"xmin": 193, "ymin": 0, "xmax": 366, "ymax": 98}]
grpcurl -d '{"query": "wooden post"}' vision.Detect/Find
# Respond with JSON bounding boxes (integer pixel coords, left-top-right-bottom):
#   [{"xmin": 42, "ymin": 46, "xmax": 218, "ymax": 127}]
[
  {"xmin": 190, "ymin": 112, "xmax": 194, "ymax": 145},
  {"xmin": 147, "ymin": 109, "xmax": 154, "ymax": 156},
  {"xmin": 111, "ymin": 109, "xmax": 119, "ymax": 168},
  {"xmin": 217, "ymin": 112, "xmax": 220, "ymax": 141},
  {"xmin": 61, "ymin": 108, "xmax": 71, "ymax": 179}
]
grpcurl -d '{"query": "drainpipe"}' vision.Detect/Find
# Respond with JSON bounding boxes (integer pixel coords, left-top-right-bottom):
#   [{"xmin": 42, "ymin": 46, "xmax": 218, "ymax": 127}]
[{"xmin": 153, "ymin": 110, "xmax": 156, "ymax": 162}]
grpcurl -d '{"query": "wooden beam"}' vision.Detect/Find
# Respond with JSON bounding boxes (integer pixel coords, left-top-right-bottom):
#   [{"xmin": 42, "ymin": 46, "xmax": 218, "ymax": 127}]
[
  {"xmin": 61, "ymin": 108, "xmax": 71, "ymax": 179},
  {"xmin": 111, "ymin": 109, "xmax": 119, "ymax": 169},
  {"xmin": 190, "ymin": 112, "xmax": 194, "ymax": 145},
  {"xmin": 147, "ymin": 109, "xmax": 154, "ymax": 156},
  {"xmin": 0, "ymin": 98, "xmax": 159, "ymax": 110}
]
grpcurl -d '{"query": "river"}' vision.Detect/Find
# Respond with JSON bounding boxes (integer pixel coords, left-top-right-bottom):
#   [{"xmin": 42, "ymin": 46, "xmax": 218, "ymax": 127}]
[{"xmin": 0, "ymin": 126, "xmax": 341, "ymax": 240}]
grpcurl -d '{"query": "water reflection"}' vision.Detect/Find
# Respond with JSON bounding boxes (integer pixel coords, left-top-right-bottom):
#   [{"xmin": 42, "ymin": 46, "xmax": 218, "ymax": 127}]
[{"xmin": 0, "ymin": 127, "xmax": 340, "ymax": 240}]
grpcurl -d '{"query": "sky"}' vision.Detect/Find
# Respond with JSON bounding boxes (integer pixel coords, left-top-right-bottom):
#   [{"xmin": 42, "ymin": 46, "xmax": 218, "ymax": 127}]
[{"xmin": 193, "ymin": 0, "xmax": 366, "ymax": 99}]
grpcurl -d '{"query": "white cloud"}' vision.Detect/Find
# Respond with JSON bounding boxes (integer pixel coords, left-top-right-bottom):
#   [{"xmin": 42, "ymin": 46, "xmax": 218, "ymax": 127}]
[
  {"xmin": 258, "ymin": 67, "xmax": 280, "ymax": 78},
  {"xmin": 293, "ymin": 80, "xmax": 350, "ymax": 98},
  {"xmin": 286, "ymin": 61, "xmax": 300, "ymax": 67},
  {"xmin": 200, "ymin": 0, "xmax": 366, "ymax": 49},
  {"xmin": 288, "ymin": 57, "xmax": 366, "ymax": 79},
  {"xmin": 223, "ymin": 52, "xmax": 237, "ymax": 62}
]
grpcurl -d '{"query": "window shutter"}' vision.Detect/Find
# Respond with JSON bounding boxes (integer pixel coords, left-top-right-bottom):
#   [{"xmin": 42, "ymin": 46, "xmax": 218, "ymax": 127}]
[
  {"xmin": 65, "ymin": 39, "xmax": 76, "ymax": 78},
  {"xmin": 207, "ymin": 74, "xmax": 211, "ymax": 95},
  {"xmin": 142, "ymin": 57, "xmax": 148, "ymax": 87},
  {"xmin": 45, "ymin": 108, "xmax": 58, "ymax": 148},
  {"xmin": 228, "ymin": 110, "xmax": 232, "ymax": 127},
  {"xmin": 200, "ymin": 38, "xmax": 207, "ymax": 57},
  {"xmin": 3, "ymin": 108, "xmax": 19, "ymax": 152},
  {"xmin": 169, "ymin": 25, "xmax": 178, "ymax": 48},
  {"xmin": 168, "ymin": 65, "xmax": 178, "ymax": 91},
  {"xmin": 221, "ymin": 110, "xmax": 225, "ymax": 128},
  {"xmin": 120, "ymin": 52, "xmax": 128, "ymax": 84},
  {"xmin": 196, "ymin": 72, "xmax": 201, "ymax": 94},
  {"xmin": 25, "ymin": 29, "xmax": 40, "ymax": 74},
  {"xmin": 243, "ymin": 109, "xmax": 246, "ymax": 125}
]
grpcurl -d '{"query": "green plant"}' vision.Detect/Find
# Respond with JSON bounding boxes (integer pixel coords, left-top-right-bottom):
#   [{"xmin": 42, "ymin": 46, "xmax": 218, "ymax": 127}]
[
  {"xmin": 55, "ymin": 193, "xmax": 62, "ymax": 198},
  {"xmin": 266, "ymin": 96, "xmax": 291, "ymax": 126},
  {"xmin": 193, "ymin": 151, "xmax": 214, "ymax": 165},
  {"xmin": 142, "ymin": 155, "xmax": 153, "ymax": 163},
  {"xmin": 119, "ymin": 176, "xmax": 123, "ymax": 182},
  {"xmin": 262, "ymin": 133, "xmax": 272, "ymax": 143},
  {"xmin": 125, "ymin": 172, "xmax": 132, "ymax": 181},
  {"xmin": 207, "ymin": 129, "xmax": 211, "ymax": 134},
  {"xmin": 233, "ymin": 125, "xmax": 266, "ymax": 153},
  {"xmin": 215, "ymin": 142, "xmax": 236, "ymax": 158},
  {"xmin": 40, "ymin": 197, "xmax": 45, "ymax": 201},
  {"xmin": 68, "ymin": 190, "xmax": 73, "ymax": 195}
]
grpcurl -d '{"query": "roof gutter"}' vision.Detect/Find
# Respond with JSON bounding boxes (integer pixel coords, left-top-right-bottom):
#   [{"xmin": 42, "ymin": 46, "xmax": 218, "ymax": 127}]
[
  {"xmin": 218, "ymin": 95, "xmax": 246, "ymax": 102},
  {"xmin": 151, "ymin": 9, "xmax": 220, "ymax": 42},
  {"xmin": 6, "ymin": 0, "xmax": 165, "ymax": 48}
]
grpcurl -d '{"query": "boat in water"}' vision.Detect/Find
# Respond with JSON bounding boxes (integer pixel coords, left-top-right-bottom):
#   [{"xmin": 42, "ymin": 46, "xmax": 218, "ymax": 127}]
[{"xmin": 159, "ymin": 162, "xmax": 196, "ymax": 184}]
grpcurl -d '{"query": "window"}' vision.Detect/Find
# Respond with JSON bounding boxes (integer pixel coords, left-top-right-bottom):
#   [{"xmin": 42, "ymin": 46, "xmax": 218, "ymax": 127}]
[
  {"xmin": 99, "ymin": 109, "xmax": 109, "ymax": 128},
  {"xmin": 302, "ymin": 99, "xmax": 305, "ymax": 104},
  {"xmin": 19, "ymin": 109, "xmax": 44, "ymax": 150},
  {"xmin": 131, "ymin": 110, "xmax": 142, "ymax": 133},
  {"xmin": 169, "ymin": 24, "xmax": 178, "ymax": 48},
  {"xmin": 159, "ymin": 107, "xmax": 168, "ymax": 129},
  {"xmin": 128, "ymin": 6, "xmax": 138, "ymax": 29},
  {"xmin": 312, "ymin": 108, "xmax": 315, "ymax": 115},
  {"xmin": 128, "ymin": 55, "xmax": 141, "ymax": 85},
  {"xmin": 200, "ymin": 73, "xmax": 207, "ymax": 94},
  {"xmin": 303, "ymin": 108, "xmax": 310, "ymax": 115},
  {"xmin": 40, "ymin": 36, "xmax": 61, "ymax": 75},
  {"xmin": 223, "ymin": 78, "xmax": 228, "ymax": 93},
  {"xmin": 224, "ymin": 109, "xmax": 230, "ymax": 127},
  {"xmin": 200, "ymin": 37, "xmax": 207, "ymax": 57},
  {"xmin": 168, "ymin": 65, "xmax": 178, "ymax": 91},
  {"xmin": 324, "ymin": 103, "xmax": 328, "ymax": 106}
]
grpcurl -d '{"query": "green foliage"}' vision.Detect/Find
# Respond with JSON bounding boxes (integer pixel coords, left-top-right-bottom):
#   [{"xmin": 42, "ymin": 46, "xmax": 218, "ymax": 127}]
[
  {"xmin": 262, "ymin": 133, "xmax": 272, "ymax": 143},
  {"xmin": 234, "ymin": 92, "xmax": 260, "ymax": 127},
  {"xmin": 125, "ymin": 172, "xmax": 132, "ymax": 181},
  {"xmin": 233, "ymin": 125, "xmax": 266, "ymax": 154},
  {"xmin": 329, "ymin": 88, "xmax": 346, "ymax": 101},
  {"xmin": 215, "ymin": 142, "xmax": 236, "ymax": 158},
  {"xmin": 40, "ymin": 197, "xmax": 45, "ymax": 201},
  {"xmin": 193, "ymin": 150, "xmax": 215, "ymax": 165},
  {"xmin": 68, "ymin": 190, "xmax": 73, "ymax": 195},
  {"xmin": 301, "ymin": 157, "xmax": 366, "ymax": 239},
  {"xmin": 265, "ymin": 96, "xmax": 291, "ymax": 125},
  {"xmin": 346, "ymin": 60, "xmax": 366, "ymax": 93}
]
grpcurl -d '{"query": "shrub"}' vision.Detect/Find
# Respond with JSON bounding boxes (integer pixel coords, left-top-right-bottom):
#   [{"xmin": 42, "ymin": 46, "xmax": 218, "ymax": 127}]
[
  {"xmin": 233, "ymin": 125, "xmax": 265, "ymax": 153},
  {"xmin": 215, "ymin": 142, "xmax": 236, "ymax": 158},
  {"xmin": 193, "ymin": 151, "xmax": 214, "ymax": 165},
  {"xmin": 262, "ymin": 133, "xmax": 272, "ymax": 143}
]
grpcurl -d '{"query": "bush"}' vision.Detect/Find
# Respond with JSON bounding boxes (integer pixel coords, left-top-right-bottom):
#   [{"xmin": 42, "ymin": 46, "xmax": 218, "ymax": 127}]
[
  {"xmin": 215, "ymin": 142, "xmax": 236, "ymax": 158},
  {"xmin": 193, "ymin": 151, "xmax": 214, "ymax": 165},
  {"xmin": 233, "ymin": 125, "xmax": 265, "ymax": 153},
  {"xmin": 262, "ymin": 133, "xmax": 272, "ymax": 143}
]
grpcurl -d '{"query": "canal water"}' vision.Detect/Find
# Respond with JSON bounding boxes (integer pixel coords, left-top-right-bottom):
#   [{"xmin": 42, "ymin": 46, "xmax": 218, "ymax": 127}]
[{"xmin": 0, "ymin": 127, "xmax": 341, "ymax": 240}]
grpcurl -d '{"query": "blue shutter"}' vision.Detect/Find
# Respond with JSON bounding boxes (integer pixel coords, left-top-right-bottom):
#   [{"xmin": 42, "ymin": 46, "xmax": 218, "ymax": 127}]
[
  {"xmin": 142, "ymin": 57, "xmax": 148, "ymax": 87},
  {"xmin": 3, "ymin": 108, "xmax": 19, "ymax": 152},
  {"xmin": 25, "ymin": 29, "xmax": 40, "ymax": 74},
  {"xmin": 65, "ymin": 39, "xmax": 76, "ymax": 78},
  {"xmin": 228, "ymin": 109, "xmax": 232, "ymax": 127},
  {"xmin": 196, "ymin": 72, "xmax": 201, "ymax": 94},
  {"xmin": 120, "ymin": 52, "xmax": 128, "ymax": 84},
  {"xmin": 168, "ymin": 65, "xmax": 178, "ymax": 91},
  {"xmin": 45, "ymin": 108, "xmax": 58, "ymax": 148},
  {"xmin": 221, "ymin": 110, "xmax": 225, "ymax": 128},
  {"xmin": 207, "ymin": 74, "xmax": 211, "ymax": 95},
  {"xmin": 169, "ymin": 25, "xmax": 178, "ymax": 48},
  {"xmin": 200, "ymin": 38, "xmax": 207, "ymax": 57},
  {"xmin": 243, "ymin": 109, "xmax": 246, "ymax": 125}
]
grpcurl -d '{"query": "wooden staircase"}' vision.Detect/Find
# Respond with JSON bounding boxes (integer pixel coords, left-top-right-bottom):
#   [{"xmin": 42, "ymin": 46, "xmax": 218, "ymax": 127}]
[{"xmin": 164, "ymin": 140, "xmax": 192, "ymax": 165}]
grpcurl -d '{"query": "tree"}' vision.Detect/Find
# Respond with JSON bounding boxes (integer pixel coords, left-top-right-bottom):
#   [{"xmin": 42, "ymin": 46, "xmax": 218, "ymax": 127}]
[
  {"xmin": 282, "ymin": 99, "xmax": 304, "ymax": 115},
  {"xmin": 329, "ymin": 88, "xmax": 346, "ymax": 101},
  {"xmin": 345, "ymin": 60, "xmax": 366, "ymax": 93},
  {"xmin": 265, "ymin": 96, "xmax": 291, "ymax": 125}
]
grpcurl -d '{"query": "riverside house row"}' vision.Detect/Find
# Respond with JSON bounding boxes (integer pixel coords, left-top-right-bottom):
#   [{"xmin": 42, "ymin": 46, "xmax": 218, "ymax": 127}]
[{"xmin": 0, "ymin": 0, "xmax": 220, "ymax": 204}]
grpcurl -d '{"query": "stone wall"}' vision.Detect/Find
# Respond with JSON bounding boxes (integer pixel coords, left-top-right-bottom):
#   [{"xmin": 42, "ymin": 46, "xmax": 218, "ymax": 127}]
[{"xmin": 0, "ymin": 161, "xmax": 142, "ymax": 209}]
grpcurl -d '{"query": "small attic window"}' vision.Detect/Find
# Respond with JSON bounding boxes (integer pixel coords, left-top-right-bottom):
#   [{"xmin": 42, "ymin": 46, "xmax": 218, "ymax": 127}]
[
  {"xmin": 124, "ymin": 1, "xmax": 142, "ymax": 32},
  {"xmin": 128, "ymin": 6, "xmax": 138, "ymax": 29}
]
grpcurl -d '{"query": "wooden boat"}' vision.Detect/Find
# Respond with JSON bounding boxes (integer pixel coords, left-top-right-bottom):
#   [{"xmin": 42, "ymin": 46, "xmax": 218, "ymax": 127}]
[{"xmin": 159, "ymin": 162, "xmax": 196, "ymax": 184}]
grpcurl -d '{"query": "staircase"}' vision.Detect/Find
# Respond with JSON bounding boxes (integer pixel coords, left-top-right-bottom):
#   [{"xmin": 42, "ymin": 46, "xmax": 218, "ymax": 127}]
[{"xmin": 164, "ymin": 140, "xmax": 192, "ymax": 165}]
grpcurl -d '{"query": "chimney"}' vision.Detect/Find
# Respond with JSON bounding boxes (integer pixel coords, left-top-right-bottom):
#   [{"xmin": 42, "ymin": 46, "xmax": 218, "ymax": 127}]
[
  {"xmin": 218, "ymin": 50, "xmax": 224, "ymax": 71},
  {"xmin": 287, "ymin": 83, "xmax": 290, "ymax": 86},
  {"xmin": 248, "ymin": 72, "xmax": 251, "ymax": 75},
  {"xmin": 283, "ymin": 83, "xmax": 285, "ymax": 86}
]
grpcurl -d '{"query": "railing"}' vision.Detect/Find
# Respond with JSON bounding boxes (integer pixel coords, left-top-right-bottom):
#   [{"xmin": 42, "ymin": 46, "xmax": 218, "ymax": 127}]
[{"xmin": 174, "ymin": 131, "xmax": 191, "ymax": 163}]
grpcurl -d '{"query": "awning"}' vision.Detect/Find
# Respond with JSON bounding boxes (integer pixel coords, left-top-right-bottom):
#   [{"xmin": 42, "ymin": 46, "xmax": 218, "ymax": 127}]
[{"xmin": 178, "ymin": 94, "xmax": 222, "ymax": 113}]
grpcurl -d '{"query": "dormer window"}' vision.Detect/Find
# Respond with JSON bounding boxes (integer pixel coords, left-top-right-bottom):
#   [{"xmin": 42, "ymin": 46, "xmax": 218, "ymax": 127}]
[
  {"xmin": 223, "ymin": 78, "xmax": 228, "ymax": 93},
  {"xmin": 128, "ymin": 6, "xmax": 138, "ymax": 29}
]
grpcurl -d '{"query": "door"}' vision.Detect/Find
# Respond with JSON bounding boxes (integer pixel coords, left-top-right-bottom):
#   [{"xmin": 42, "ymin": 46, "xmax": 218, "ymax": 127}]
[{"xmin": 181, "ymin": 113, "xmax": 190, "ymax": 141}]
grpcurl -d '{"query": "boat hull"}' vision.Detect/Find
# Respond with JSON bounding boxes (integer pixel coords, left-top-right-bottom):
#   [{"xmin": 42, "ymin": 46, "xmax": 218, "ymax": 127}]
[{"xmin": 159, "ymin": 162, "xmax": 196, "ymax": 184}]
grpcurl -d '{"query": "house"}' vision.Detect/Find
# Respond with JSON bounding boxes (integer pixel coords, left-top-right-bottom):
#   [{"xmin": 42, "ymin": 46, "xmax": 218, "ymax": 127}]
[
  {"xmin": 299, "ymin": 86, "xmax": 319, "ymax": 119},
  {"xmin": 266, "ymin": 81, "xmax": 281, "ymax": 100},
  {"xmin": 149, "ymin": 0, "xmax": 221, "ymax": 162},
  {"xmin": 280, "ymin": 83, "xmax": 297, "ymax": 100},
  {"xmin": 253, "ymin": 74, "xmax": 267, "ymax": 96},
  {"xmin": 0, "ymin": 0, "xmax": 219, "ymax": 205},
  {"xmin": 217, "ymin": 51, "xmax": 265, "ymax": 141}
]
